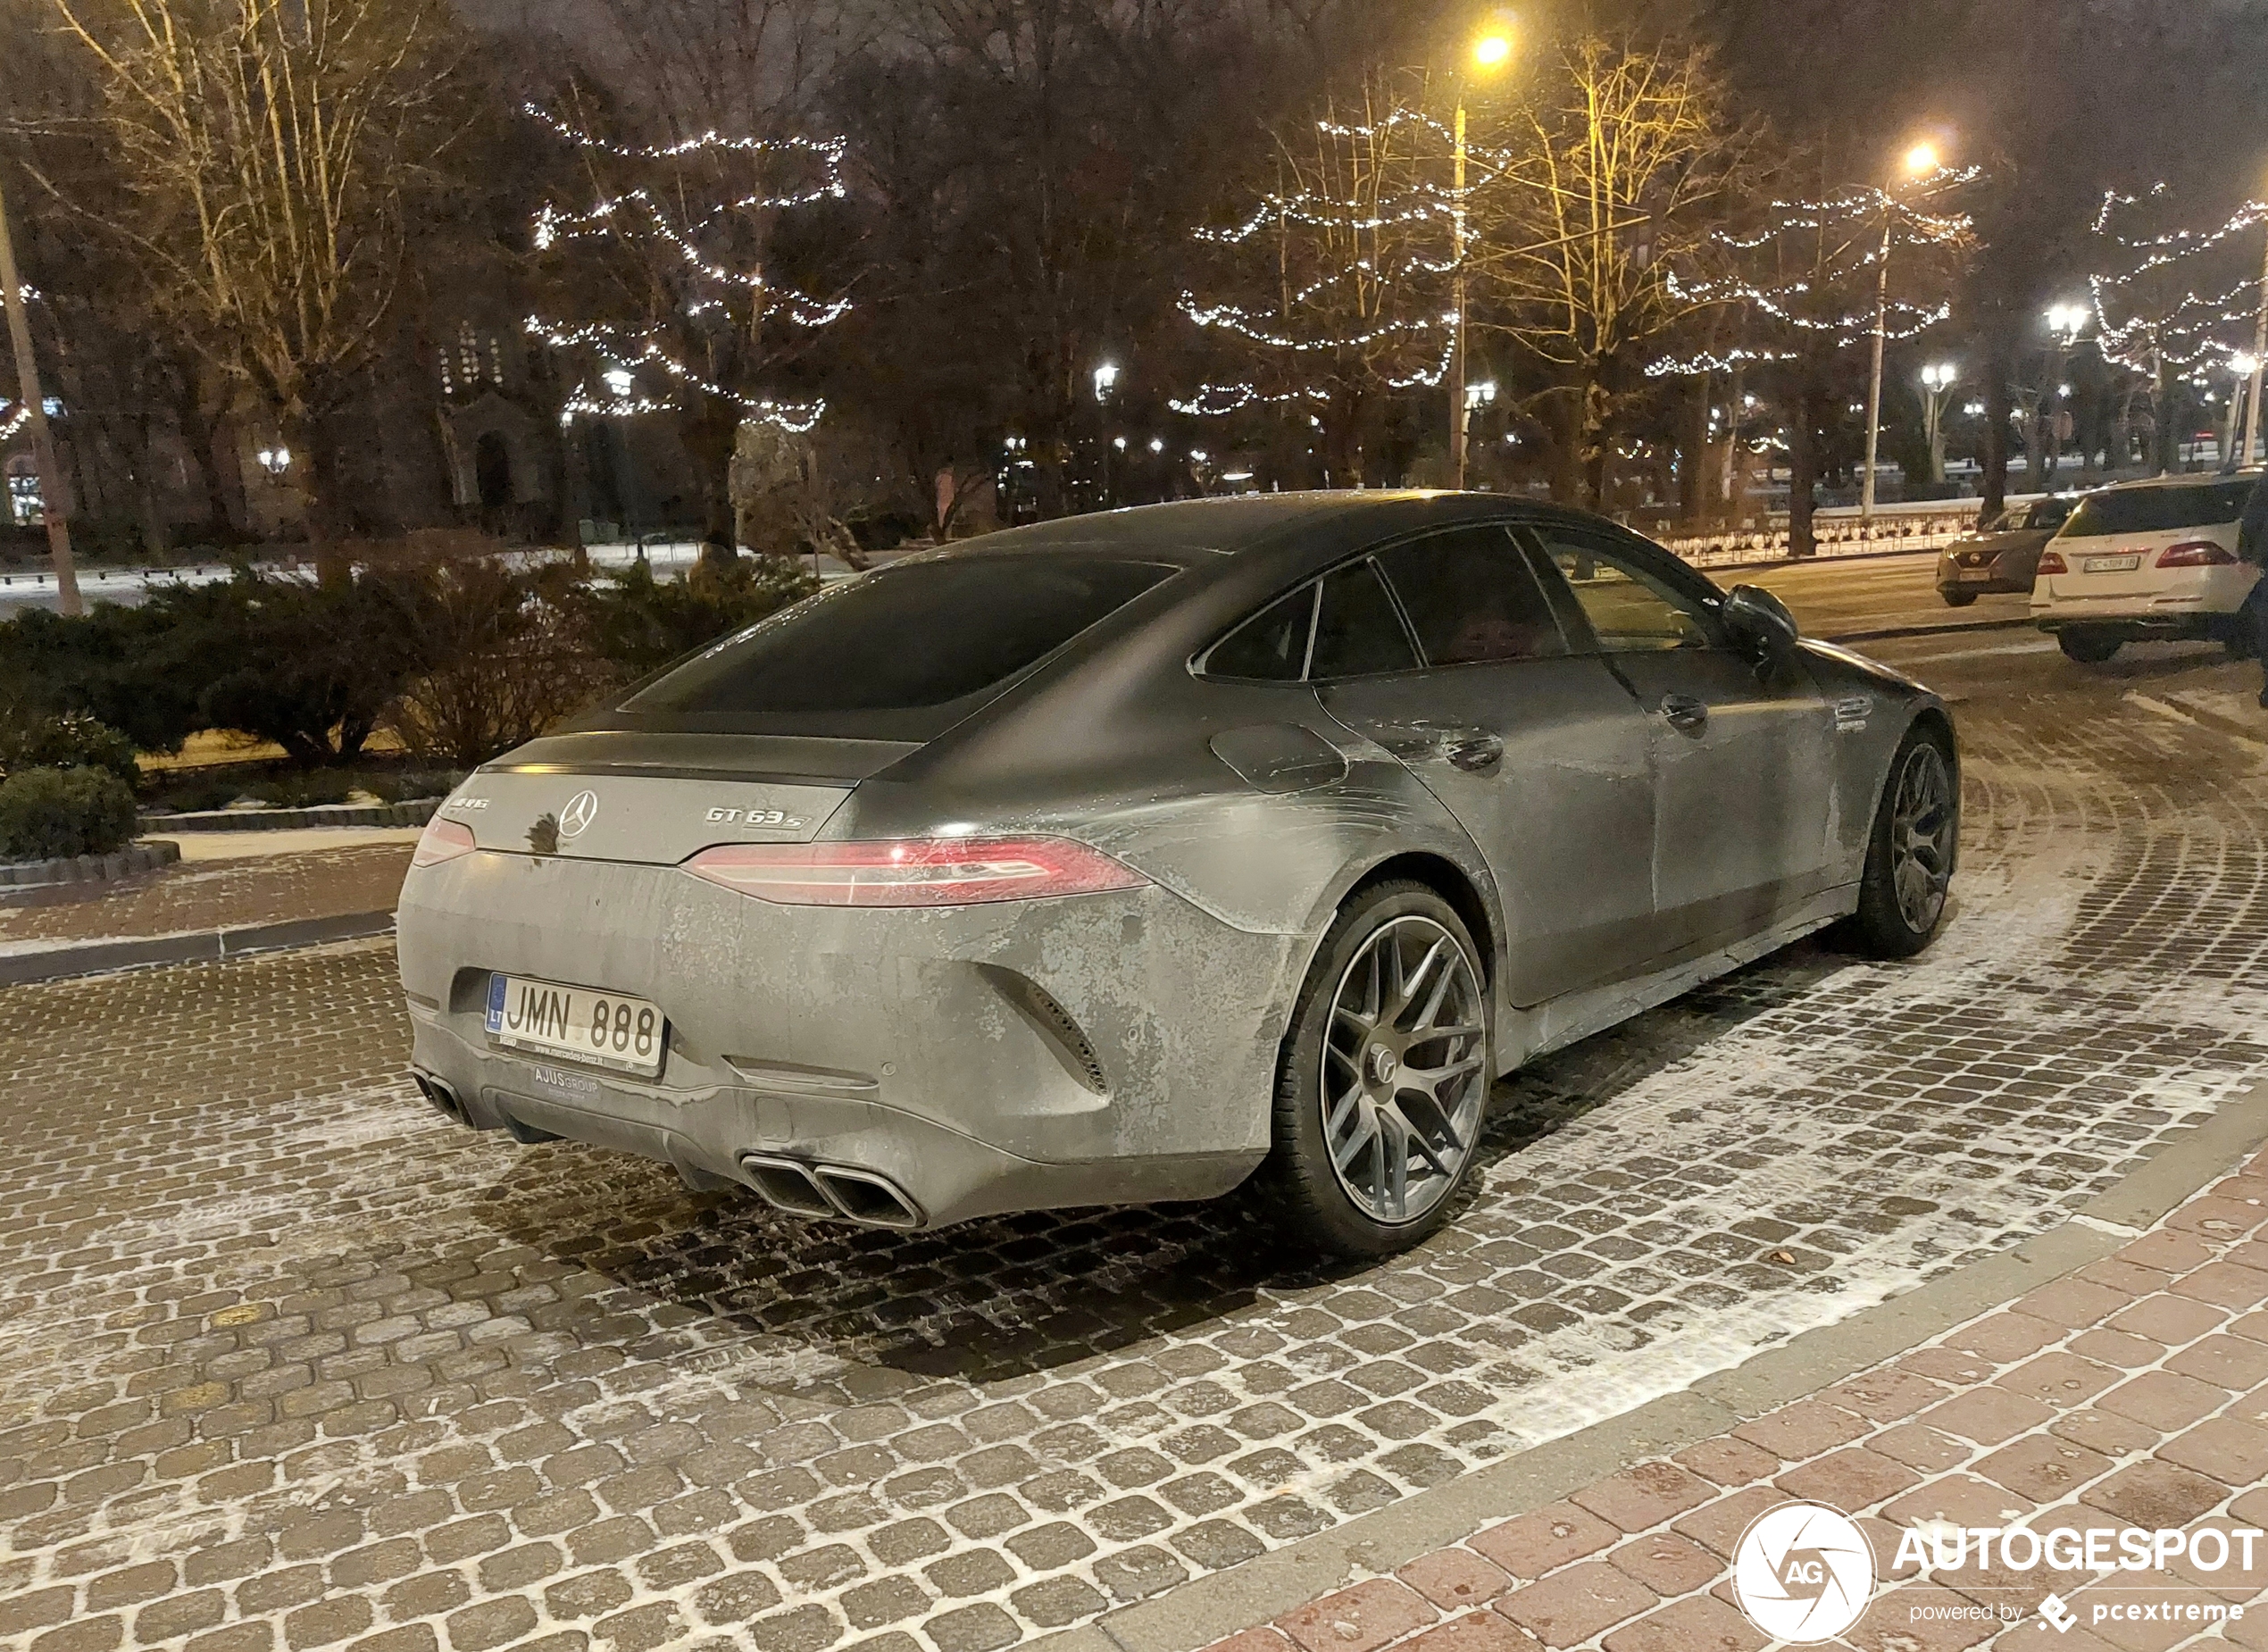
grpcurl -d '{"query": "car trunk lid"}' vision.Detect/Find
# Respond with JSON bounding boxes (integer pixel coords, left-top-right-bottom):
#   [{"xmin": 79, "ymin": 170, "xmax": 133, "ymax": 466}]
[
  {"xmin": 2053, "ymin": 522, "xmax": 2240, "ymax": 597},
  {"xmin": 446, "ymin": 730, "xmax": 919, "ymax": 865}
]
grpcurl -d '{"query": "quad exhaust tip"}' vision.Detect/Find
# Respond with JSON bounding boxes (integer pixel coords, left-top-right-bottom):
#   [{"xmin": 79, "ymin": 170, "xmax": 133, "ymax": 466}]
[
  {"xmin": 739, "ymin": 1154, "xmax": 923, "ymax": 1231},
  {"xmin": 413, "ymin": 1070, "xmax": 466, "ymax": 1124}
]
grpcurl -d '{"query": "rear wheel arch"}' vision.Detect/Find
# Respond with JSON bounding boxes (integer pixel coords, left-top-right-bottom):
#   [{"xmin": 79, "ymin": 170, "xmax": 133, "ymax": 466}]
[{"xmin": 1347, "ymin": 852, "xmax": 1497, "ymax": 992}]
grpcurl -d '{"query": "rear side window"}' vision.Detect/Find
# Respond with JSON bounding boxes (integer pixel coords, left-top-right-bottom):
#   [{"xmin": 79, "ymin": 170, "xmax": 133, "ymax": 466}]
[
  {"xmin": 1205, "ymin": 587, "xmax": 1315, "ymax": 680},
  {"xmin": 2063, "ymin": 482, "xmax": 2256, "ymax": 538},
  {"xmin": 621, "ymin": 555, "xmax": 1174, "ymax": 734},
  {"xmin": 2030, "ymin": 499, "xmax": 2073, "ymax": 530},
  {"xmin": 1309, "ymin": 561, "xmax": 1419, "ymax": 679},
  {"xmin": 1377, "ymin": 526, "xmax": 1568, "ymax": 665}
]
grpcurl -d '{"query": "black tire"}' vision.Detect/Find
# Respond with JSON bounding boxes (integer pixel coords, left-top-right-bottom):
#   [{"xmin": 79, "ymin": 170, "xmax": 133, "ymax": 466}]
[
  {"xmin": 1939, "ymin": 588, "xmax": 1979, "ymax": 608},
  {"xmin": 1838, "ymin": 724, "xmax": 1958, "ymax": 960},
  {"xmin": 1256, "ymin": 881, "xmax": 1490, "ymax": 1259},
  {"xmin": 2057, "ymin": 629, "xmax": 2123, "ymax": 663}
]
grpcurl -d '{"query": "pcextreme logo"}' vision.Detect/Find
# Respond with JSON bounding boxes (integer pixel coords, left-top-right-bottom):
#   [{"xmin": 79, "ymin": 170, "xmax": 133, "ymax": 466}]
[{"xmin": 1732, "ymin": 1502, "xmax": 1876, "ymax": 1643}]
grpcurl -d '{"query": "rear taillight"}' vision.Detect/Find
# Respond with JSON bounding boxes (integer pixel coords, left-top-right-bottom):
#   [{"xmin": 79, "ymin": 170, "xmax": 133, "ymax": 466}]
[
  {"xmin": 2035, "ymin": 550, "xmax": 2068, "ymax": 575},
  {"xmin": 681, "ymin": 837, "xmax": 1150, "ymax": 907},
  {"xmin": 410, "ymin": 816, "xmax": 478, "ymax": 869},
  {"xmin": 2157, "ymin": 539, "xmax": 2237, "ymax": 567}
]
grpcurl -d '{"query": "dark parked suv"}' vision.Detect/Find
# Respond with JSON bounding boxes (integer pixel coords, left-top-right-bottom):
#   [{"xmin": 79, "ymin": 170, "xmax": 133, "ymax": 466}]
[{"xmin": 1936, "ymin": 496, "xmax": 2077, "ymax": 605}]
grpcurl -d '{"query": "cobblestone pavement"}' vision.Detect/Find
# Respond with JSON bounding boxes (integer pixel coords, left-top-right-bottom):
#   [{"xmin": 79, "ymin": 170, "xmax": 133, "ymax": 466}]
[
  {"xmin": 1205, "ymin": 1147, "xmax": 2268, "ymax": 1652},
  {"xmin": 4, "ymin": 640, "xmax": 2266, "ymax": 1652},
  {"xmin": 0, "ymin": 845, "xmax": 412, "ymax": 951}
]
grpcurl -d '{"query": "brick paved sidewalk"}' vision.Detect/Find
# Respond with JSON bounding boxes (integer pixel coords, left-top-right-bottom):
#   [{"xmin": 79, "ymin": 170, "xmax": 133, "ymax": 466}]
[
  {"xmin": 1203, "ymin": 1150, "xmax": 2268, "ymax": 1652},
  {"xmin": 0, "ymin": 842, "xmax": 411, "ymax": 949}
]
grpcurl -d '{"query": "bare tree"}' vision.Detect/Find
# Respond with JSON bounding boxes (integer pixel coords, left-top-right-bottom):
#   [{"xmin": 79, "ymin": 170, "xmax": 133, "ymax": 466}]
[
  {"xmin": 1176, "ymin": 74, "xmax": 1459, "ymax": 486},
  {"xmin": 2089, "ymin": 187, "xmax": 2264, "ymax": 479},
  {"xmin": 1652, "ymin": 154, "xmax": 1972, "ymax": 553},
  {"xmin": 517, "ymin": 1, "xmax": 869, "ymax": 562},
  {"xmin": 33, "ymin": 0, "xmax": 467, "ymax": 574},
  {"xmin": 1476, "ymin": 33, "xmax": 1753, "ymax": 508}
]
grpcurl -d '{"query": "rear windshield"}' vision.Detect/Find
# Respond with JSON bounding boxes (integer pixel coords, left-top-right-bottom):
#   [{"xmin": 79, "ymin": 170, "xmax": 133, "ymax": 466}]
[
  {"xmin": 2062, "ymin": 481, "xmax": 2256, "ymax": 538},
  {"xmin": 615, "ymin": 555, "xmax": 1176, "ymax": 738}
]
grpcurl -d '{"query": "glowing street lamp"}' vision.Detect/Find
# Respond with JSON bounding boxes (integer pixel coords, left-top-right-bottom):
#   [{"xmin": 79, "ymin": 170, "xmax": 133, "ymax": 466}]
[
  {"xmin": 255, "ymin": 446, "xmax": 292, "ymax": 479},
  {"xmin": 1092, "ymin": 361, "xmax": 1121, "ymax": 402},
  {"xmin": 1451, "ymin": 18, "xmax": 1514, "ymax": 490},
  {"xmin": 1862, "ymin": 135, "xmax": 1954, "ymax": 522}
]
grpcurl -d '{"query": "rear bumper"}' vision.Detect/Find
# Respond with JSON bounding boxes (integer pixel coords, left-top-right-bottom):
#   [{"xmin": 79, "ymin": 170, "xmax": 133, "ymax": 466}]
[
  {"xmin": 2031, "ymin": 563, "xmax": 2255, "ymax": 630},
  {"xmin": 396, "ymin": 851, "xmax": 1298, "ymax": 1227}
]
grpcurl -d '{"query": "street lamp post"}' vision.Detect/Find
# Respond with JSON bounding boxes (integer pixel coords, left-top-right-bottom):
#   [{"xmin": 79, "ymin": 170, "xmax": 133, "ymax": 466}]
[
  {"xmin": 1861, "ymin": 140, "xmax": 1940, "ymax": 526},
  {"xmin": 2245, "ymin": 223, "xmax": 2268, "ymax": 468},
  {"xmin": 1920, "ymin": 363, "xmax": 1957, "ymax": 484},
  {"xmin": 1452, "ymin": 26, "xmax": 1513, "ymax": 492},
  {"xmin": 2043, "ymin": 304, "xmax": 2086, "ymax": 479},
  {"xmin": 0, "ymin": 168, "xmax": 79, "ymax": 616},
  {"xmin": 2225, "ymin": 355, "xmax": 2255, "ymax": 471}
]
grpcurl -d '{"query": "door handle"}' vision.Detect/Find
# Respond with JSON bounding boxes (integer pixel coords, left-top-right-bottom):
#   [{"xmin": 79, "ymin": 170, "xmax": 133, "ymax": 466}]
[
  {"xmin": 1441, "ymin": 731, "xmax": 1505, "ymax": 772},
  {"xmin": 1659, "ymin": 693, "xmax": 1709, "ymax": 735}
]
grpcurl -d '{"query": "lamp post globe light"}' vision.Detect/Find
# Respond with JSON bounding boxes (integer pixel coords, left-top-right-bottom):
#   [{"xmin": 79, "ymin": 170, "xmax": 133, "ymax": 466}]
[
  {"xmin": 1920, "ymin": 363, "xmax": 1957, "ymax": 485},
  {"xmin": 2225, "ymin": 353, "xmax": 2258, "ymax": 471},
  {"xmin": 1451, "ymin": 18, "xmax": 1513, "ymax": 491},
  {"xmin": 2042, "ymin": 304, "xmax": 2087, "ymax": 477}
]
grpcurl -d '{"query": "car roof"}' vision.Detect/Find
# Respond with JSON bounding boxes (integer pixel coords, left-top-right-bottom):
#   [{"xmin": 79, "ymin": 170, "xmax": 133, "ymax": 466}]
[
  {"xmin": 2092, "ymin": 471, "xmax": 2264, "ymax": 492},
  {"xmin": 911, "ymin": 491, "xmax": 1633, "ymax": 564}
]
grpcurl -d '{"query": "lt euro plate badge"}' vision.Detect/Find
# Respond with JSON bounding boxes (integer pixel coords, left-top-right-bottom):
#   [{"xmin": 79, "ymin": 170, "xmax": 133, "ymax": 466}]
[{"xmin": 486, "ymin": 974, "xmax": 668, "ymax": 1079}]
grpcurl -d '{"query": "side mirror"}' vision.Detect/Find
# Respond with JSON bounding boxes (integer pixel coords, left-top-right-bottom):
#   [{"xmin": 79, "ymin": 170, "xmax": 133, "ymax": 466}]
[{"xmin": 1721, "ymin": 584, "xmax": 1799, "ymax": 673}]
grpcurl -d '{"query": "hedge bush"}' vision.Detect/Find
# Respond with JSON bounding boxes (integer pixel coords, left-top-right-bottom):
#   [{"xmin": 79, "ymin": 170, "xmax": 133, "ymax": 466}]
[
  {"xmin": 0, "ymin": 766, "xmax": 141, "ymax": 861},
  {"xmin": 0, "ymin": 709, "xmax": 141, "ymax": 785}
]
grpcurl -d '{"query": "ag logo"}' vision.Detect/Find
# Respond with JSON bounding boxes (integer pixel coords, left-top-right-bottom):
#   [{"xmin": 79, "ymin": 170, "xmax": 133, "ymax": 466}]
[
  {"xmin": 1732, "ymin": 1502, "xmax": 1875, "ymax": 1643},
  {"xmin": 558, "ymin": 789, "xmax": 601, "ymax": 839}
]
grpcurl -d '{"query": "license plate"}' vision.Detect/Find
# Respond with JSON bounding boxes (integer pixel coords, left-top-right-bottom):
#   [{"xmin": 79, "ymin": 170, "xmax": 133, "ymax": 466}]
[
  {"xmin": 1957, "ymin": 569, "xmax": 1994, "ymax": 581},
  {"xmin": 2083, "ymin": 554, "xmax": 2141, "ymax": 572},
  {"xmin": 485, "ymin": 974, "xmax": 667, "ymax": 1077}
]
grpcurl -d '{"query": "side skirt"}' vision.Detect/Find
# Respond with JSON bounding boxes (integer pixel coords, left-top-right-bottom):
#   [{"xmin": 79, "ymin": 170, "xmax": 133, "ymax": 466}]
[{"xmin": 1494, "ymin": 886, "xmax": 1858, "ymax": 1073}]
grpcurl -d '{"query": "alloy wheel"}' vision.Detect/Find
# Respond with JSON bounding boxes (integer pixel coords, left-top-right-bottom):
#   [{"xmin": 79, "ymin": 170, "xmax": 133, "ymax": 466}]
[
  {"xmin": 1320, "ymin": 915, "xmax": 1487, "ymax": 1225},
  {"xmin": 1889, "ymin": 743, "xmax": 1955, "ymax": 934}
]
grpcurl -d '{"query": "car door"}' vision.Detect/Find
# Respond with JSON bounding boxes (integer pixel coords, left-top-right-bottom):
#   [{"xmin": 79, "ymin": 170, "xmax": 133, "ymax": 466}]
[
  {"xmin": 1313, "ymin": 524, "xmax": 1659, "ymax": 1006},
  {"xmin": 1526, "ymin": 521, "xmax": 1839, "ymax": 956}
]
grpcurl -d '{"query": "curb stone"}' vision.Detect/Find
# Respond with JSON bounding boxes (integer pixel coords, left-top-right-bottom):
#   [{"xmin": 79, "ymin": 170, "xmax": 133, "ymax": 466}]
[
  {"xmin": 0, "ymin": 838, "xmax": 182, "ymax": 889},
  {"xmin": 138, "ymin": 797, "xmax": 443, "ymax": 833},
  {"xmin": 1038, "ymin": 1076, "xmax": 2268, "ymax": 1652},
  {"xmin": 0, "ymin": 908, "xmax": 396, "ymax": 987}
]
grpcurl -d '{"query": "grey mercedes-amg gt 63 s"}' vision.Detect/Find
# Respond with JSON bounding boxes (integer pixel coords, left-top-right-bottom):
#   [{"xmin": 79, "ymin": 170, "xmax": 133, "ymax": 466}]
[{"xmin": 397, "ymin": 492, "xmax": 1958, "ymax": 1257}]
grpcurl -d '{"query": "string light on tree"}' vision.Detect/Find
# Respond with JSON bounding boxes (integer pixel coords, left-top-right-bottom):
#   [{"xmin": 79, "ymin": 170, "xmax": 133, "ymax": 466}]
[
  {"xmin": 1171, "ymin": 83, "xmax": 1482, "ymax": 485},
  {"xmin": 1647, "ymin": 173, "xmax": 1973, "ymax": 381},
  {"xmin": 521, "ymin": 101, "xmax": 851, "ymax": 488},
  {"xmin": 2090, "ymin": 188, "xmax": 2268, "ymax": 380}
]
